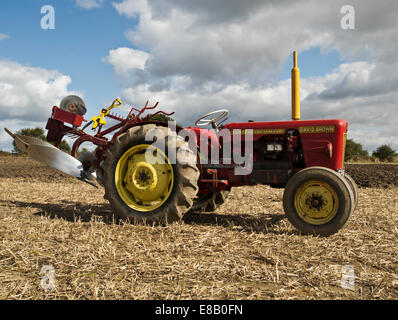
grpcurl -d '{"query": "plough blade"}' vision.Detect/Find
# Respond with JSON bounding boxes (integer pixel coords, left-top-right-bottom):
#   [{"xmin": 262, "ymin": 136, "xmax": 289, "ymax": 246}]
[{"xmin": 4, "ymin": 128, "xmax": 98, "ymax": 188}]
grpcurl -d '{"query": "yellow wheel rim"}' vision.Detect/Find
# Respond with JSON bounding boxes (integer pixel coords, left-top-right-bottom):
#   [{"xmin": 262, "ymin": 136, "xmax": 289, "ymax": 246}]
[
  {"xmin": 294, "ymin": 180, "xmax": 339, "ymax": 225},
  {"xmin": 115, "ymin": 144, "xmax": 174, "ymax": 212}
]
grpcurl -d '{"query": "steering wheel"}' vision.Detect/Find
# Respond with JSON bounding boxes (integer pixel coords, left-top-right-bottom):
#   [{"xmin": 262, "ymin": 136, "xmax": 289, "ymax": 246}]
[{"xmin": 195, "ymin": 109, "xmax": 229, "ymax": 131}]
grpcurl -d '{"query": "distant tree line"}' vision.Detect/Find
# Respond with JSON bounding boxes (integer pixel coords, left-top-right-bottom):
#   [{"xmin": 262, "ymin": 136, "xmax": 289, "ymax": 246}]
[{"xmin": 345, "ymin": 138, "xmax": 397, "ymax": 162}]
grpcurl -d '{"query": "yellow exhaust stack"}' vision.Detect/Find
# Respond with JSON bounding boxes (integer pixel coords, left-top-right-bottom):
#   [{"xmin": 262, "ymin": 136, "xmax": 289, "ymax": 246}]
[{"xmin": 291, "ymin": 51, "xmax": 300, "ymax": 120}]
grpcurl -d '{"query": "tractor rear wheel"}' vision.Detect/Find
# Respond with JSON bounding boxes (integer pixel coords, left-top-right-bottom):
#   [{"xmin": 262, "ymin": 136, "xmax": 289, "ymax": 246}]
[
  {"xmin": 282, "ymin": 167, "xmax": 354, "ymax": 236},
  {"xmin": 102, "ymin": 124, "xmax": 199, "ymax": 224},
  {"xmin": 190, "ymin": 190, "xmax": 230, "ymax": 212}
]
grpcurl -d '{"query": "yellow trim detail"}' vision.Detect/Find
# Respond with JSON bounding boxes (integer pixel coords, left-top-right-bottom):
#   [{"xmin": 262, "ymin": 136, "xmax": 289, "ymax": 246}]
[
  {"xmin": 342, "ymin": 133, "xmax": 347, "ymax": 167},
  {"xmin": 115, "ymin": 144, "xmax": 174, "ymax": 212},
  {"xmin": 231, "ymin": 128, "xmax": 286, "ymax": 135},
  {"xmin": 291, "ymin": 51, "xmax": 300, "ymax": 120},
  {"xmin": 92, "ymin": 98, "xmax": 122, "ymax": 129},
  {"xmin": 294, "ymin": 180, "xmax": 339, "ymax": 225},
  {"xmin": 298, "ymin": 126, "xmax": 335, "ymax": 134}
]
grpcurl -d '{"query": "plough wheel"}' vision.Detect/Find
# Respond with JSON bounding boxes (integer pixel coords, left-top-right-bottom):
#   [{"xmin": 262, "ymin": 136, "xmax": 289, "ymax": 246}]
[{"xmin": 344, "ymin": 173, "xmax": 358, "ymax": 210}]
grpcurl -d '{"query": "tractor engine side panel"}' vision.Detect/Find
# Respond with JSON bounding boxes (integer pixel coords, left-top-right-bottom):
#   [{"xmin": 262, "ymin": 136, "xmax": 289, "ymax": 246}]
[
  {"xmin": 298, "ymin": 121, "xmax": 347, "ymax": 170},
  {"xmin": 223, "ymin": 119, "xmax": 347, "ymax": 172}
]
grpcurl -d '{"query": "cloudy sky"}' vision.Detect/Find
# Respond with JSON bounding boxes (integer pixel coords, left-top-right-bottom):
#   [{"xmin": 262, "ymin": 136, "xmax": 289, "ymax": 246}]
[{"xmin": 0, "ymin": 0, "xmax": 397, "ymax": 152}]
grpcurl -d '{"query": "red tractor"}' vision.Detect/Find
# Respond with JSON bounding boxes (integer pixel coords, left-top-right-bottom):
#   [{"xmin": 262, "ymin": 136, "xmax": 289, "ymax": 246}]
[{"xmin": 5, "ymin": 52, "xmax": 357, "ymax": 236}]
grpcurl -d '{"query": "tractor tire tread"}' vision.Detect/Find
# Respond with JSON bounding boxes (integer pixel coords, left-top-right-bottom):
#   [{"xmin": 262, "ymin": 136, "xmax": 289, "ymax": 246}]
[{"xmin": 102, "ymin": 124, "xmax": 199, "ymax": 224}]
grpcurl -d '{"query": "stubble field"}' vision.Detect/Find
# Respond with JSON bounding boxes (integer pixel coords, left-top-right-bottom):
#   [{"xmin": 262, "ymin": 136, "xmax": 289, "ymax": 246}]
[{"xmin": 0, "ymin": 155, "xmax": 397, "ymax": 299}]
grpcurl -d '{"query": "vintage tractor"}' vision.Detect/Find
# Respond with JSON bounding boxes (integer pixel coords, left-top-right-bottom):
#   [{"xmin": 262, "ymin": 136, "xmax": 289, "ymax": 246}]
[{"xmin": 5, "ymin": 52, "xmax": 358, "ymax": 236}]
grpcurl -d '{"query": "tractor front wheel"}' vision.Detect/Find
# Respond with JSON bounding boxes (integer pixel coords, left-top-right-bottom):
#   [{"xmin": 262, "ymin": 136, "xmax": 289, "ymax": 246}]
[
  {"xmin": 282, "ymin": 167, "xmax": 354, "ymax": 236},
  {"xmin": 102, "ymin": 124, "xmax": 199, "ymax": 224},
  {"xmin": 344, "ymin": 173, "xmax": 358, "ymax": 210}
]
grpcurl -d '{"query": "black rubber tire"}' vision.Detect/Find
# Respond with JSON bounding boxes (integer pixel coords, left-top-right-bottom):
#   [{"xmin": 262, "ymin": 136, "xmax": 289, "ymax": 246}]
[
  {"xmin": 282, "ymin": 167, "xmax": 354, "ymax": 236},
  {"xmin": 190, "ymin": 190, "xmax": 230, "ymax": 212},
  {"xmin": 344, "ymin": 173, "xmax": 358, "ymax": 210},
  {"xmin": 102, "ymin": 124, "xmax": 199, "ymax": 224}
]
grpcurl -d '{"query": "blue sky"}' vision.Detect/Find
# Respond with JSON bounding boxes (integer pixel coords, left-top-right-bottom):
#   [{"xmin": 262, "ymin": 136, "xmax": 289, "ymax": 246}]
[
  {"xmin": 280, "ymin": 48, "xmax": 342, "ymax": 80},
  {"xmin": 0, "ymin": 0, "xmax": 137, "ymax": 114},
  {"xmin": 0, "ymin": 0, "xmax": 397, "ymax": 152}
]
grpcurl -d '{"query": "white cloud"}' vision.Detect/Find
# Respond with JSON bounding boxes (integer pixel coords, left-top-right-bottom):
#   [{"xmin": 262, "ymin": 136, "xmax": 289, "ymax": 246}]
[
  {"xmin": 75, "ymin": 0, "xmax": 105, "ymax": 9},
  {"xmin": 0, "ymin": 60, "xmax": 78, "ymax": 150},
  {"xmin": 0, "ymin": 60, "xmax": 78, "ymax": 121},
  {"xmin": 111, "ymin": 1, "xmax": 354, "ymax": 84},
  {"xmin": 108, "ymin": 0, "xmax": 398, "ymax": 153},
  {"xmin": 0, "ymin": 33, "xmax": 9, "ymax": 41},
  {"xmin": 111, "ymin": 0, "xmax": 398, "ymax": 85},
  {"xmin": 113, "ymin": 0, "xmax": 148, "ymax": 18},
  {"xmin": 102, "ymin": 47, "xmax": 149, "ymax": 78}
]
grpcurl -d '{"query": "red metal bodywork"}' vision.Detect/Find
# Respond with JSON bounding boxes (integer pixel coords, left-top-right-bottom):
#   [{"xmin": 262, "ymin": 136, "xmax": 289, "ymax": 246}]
[
  {"xmin": 224, "ymin": 119, "xmax": 347, "ymax": 171},
  {"xmin": 51, "ymin": 106, "xmax": 85, "ymax": 127},
  {"xmin": 186, "ymin": 119, "xmax": 347, "ymax": 194}
]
